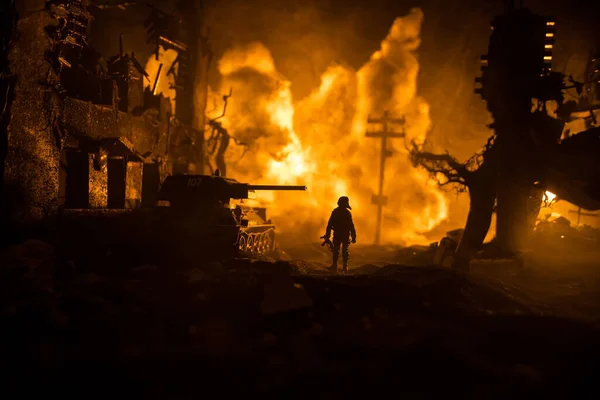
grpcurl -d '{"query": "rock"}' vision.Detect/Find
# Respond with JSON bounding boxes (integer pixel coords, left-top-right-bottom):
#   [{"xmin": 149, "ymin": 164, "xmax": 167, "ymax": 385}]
[
  {"xmin": 0, "ymin": 240, "xmax": 56, "ymax": 276},
  {"xmin": 268, "ymin": 355, "xmax": 288, "ymax": 367},
  {"xmin": 124, "ymin": 344, "xmax": 145, "ymax": 358},
  {"xmin": 371, "ymin": 264, "xmax": 405, "ymax": 276},
  {"xmin": 287, "ymin": 330, "xmax": 321, "ymax": 372},
  {"xmin": 287, "ymin": 260, "xmax": 328, "ymax": 274},
  {"xmin": 197, "ymin": 320, "xmax": 238, "ymax": 353},
  {"xmin": 263, "ymin": 332, "xmax": 277, "ymax": 346},
  {"xmin": 352, "ymin": 264, "xmax": 381, "ymax": 274},
  {"xmin": 260, "ymin": 273, "xmax": 313, "ymax": 315},
  {"xmin": 266, "ymin": 249, "xmax": 293, "ymax": 261},
  {"xmin": 55, "ymin": 259, "xmax": 77, "ymax": 279},
  {"xmin": 132, "ymin": 265, "xmax": 157, "ymax": 274},
  {"xmin": 252, "ymin": 260, "xmax": 297, "ymax": 275},
  {"xmin": 311, "ymin": 322, "xmax": 324, "ymax": 335},
  {"xmin": 251, "ymin": 253, "xmax": 277, "ymax": 263},
  {"xmin": 51, "ymin": 310, "xmax": 70, "ymax": 328},
  {"xmin": 5, "ymin": 239, "xmax": 55, "ymax": 260},
  {"xmin": 1, "ymin": 305, "xmax": 18, "ymax": 317},
  {"xmin": 374, "ymin": 308, "xmax": 389, "ymax": 320},
  {"xmin": 514, "ymin": 364, "xmax": 542, "ymax": 382},
  {"xmin": 78, "ymin": 273, "xmax": 104, "ymax": 284},
  {"xmin": 186, "ymin": 268, "xmax": 207, "ymax": 283},
  {"xmin": 362, "ymin": 316, "xmax": 372, "ymax": 330}
]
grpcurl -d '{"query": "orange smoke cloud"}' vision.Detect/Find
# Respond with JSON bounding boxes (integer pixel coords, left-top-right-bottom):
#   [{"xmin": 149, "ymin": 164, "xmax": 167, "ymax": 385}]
[{"xmin": 208, "ymin": 8, "xmax": 448, "ymax": 245}]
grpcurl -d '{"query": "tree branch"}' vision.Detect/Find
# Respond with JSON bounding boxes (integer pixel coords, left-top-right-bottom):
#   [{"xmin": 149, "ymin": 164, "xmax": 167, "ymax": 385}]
[{"xmin": 408, "ymin": 142, "xmax": 470, "ymax": 191}]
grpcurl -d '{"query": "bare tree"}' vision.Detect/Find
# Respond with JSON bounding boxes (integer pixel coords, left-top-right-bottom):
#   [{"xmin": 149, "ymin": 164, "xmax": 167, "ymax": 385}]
[{"xmin": 408, "ymin": 134, "xmax": 495, "ymax": 192}]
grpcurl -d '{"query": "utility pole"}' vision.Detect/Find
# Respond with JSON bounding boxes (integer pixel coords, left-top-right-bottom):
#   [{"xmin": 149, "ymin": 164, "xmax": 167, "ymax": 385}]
[
  {"xmin": 568, "ymin": 207, "xmax": 599, "ymax": 225},
  {"xmin": 365, "ymin": 111, "xmax": 406, "ymax": 245}
]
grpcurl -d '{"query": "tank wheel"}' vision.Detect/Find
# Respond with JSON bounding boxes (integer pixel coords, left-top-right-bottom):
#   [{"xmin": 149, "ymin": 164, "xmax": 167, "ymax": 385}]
[
  {"xmin": 255, "ymin": 233, "xmax": 263, "ymax": 254},
  {"xmin": 258, "ymin": 233, "xmax": 267, "ymax": 254},
  {"xmin": 254, "ymin": 234, "xmax": 260, "ymax": 254},
  {"xmin": 265, "ymin": 231, "xmax": 275, "ymax": 252},
  {"xmin": 239, "ymin": 235, "xmax": 247, "ymax": 251},
  {"xmin": 252, "ymin": 234, "xmax": 260, "ymax": 253},
  {"xmin": 246, "ymin": 236, "xmax": 254, "ymax": 253}
]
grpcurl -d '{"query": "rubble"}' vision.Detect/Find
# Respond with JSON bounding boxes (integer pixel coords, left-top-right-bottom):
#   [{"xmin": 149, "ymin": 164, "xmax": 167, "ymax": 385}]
[
  {"xmin": 2, "ymin": 2, "xmax": 599, "ymax": 396},
  {"xmin": 2, "ymin": 233, "xmax": 600, "ymax": 397},
  {"xmin": 260, "ymin": 274, "xmax": 313, "ymax": 315}
]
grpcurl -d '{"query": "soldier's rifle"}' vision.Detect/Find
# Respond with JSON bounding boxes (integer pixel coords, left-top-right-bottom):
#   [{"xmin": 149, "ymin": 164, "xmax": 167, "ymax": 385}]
[
  {"xmin": 320, "ymin": 236, "xmax": 354, "ymax": 252},
  {"xmin": 320, "ymin": 236, "xmax": 333, "ymax": 252}
]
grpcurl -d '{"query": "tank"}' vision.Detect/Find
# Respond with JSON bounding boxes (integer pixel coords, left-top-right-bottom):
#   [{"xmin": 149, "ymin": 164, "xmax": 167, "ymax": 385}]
[{"xmin": 156, "ymin": 174, "xmax": 306, "ymax": 256}]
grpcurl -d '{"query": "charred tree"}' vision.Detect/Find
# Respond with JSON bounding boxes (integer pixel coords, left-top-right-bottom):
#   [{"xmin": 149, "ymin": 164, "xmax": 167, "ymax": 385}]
[
  {"xmin": 412, "ymin": 2, "xmax": 569, "ymax": 270},
  {"xmin": 410, "ymin": 137, "xmax": 497, "ymax": 267},
  {"xmin": 478, "ymin": 5, "xmax": 563, "ymax": 258},
  {"xmin": 204, "ymin": 89, "xmax": 249, "ymax": 177}
]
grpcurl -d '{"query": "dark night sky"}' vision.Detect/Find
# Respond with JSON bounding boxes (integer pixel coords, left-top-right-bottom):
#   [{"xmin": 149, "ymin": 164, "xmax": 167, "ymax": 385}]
[{"xmin": 89, "ymin": 0, "xmax": 599, "ymax": 158}]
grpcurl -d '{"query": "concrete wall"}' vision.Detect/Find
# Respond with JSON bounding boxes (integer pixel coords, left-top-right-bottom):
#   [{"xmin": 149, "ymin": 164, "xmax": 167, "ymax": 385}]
[
  {"xmin": 4, "ymin": 8, "xmax": 169, "ymax": 221},
  {"xmin": 4, "ymin": 11, "xmax": 60, "ymax": 220}
]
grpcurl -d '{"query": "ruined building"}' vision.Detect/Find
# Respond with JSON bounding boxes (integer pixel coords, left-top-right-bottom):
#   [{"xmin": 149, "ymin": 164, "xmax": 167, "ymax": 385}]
[{"xmin": 1, "ymin": 0, "xmax": 211, "ymax": 231}]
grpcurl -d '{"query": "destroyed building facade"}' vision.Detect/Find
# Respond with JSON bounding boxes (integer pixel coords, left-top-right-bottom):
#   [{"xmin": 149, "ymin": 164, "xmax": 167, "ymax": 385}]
[{"xmin": 1, "ymin": 0, "xmax": 211, "ymax": 228}]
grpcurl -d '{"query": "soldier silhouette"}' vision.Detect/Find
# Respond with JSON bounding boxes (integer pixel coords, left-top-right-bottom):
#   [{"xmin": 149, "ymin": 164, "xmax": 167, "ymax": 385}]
[{"xmin": 321, "ymin": 196, "xmax": 357, "ymax": 273}]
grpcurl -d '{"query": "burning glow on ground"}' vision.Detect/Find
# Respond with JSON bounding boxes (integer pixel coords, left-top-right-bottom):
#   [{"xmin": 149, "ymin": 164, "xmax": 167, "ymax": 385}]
[{"xmin": 206, "ymin": 8, "xmax": 448, "ymax": 245}]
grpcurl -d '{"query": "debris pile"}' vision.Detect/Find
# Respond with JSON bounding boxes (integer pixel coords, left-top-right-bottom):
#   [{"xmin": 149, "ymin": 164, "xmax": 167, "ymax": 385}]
[{"xmin": 1, "ymin": 238, "xmax": 600, "ymax": 397}]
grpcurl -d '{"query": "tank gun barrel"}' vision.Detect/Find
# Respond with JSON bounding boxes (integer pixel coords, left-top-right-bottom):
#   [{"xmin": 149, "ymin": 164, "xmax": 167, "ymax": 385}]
[
  {"xmin": 247, "ymin": 185, "xmax": 307, "ymax": 191},
  {"xmin": 157, "ymin": 175, "xmax": 308, "ymax": 207}
]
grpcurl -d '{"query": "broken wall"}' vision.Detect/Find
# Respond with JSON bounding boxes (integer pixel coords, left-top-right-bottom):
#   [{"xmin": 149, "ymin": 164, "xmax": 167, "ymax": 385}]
[
  {"xmin": 1, "ymin": 1, "xmax": 18, "ymax": 224},
  {"xmin": 4, "ymin": 10, "xmax": 61, "ymax": 220},
  {"xmin": 3, "ymin": 5, "xmax": 170, "ymax": 223}
]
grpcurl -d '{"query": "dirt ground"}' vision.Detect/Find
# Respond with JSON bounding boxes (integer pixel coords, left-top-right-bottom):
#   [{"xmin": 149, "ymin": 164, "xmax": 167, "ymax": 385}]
[{"xmin": 2, "ymin": 234, "xmax": 600, "ymax": 399}]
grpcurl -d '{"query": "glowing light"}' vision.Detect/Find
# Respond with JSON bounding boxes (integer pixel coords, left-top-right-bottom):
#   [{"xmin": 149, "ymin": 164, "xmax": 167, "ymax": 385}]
[
  {"xmin": 544, "ymin": 56, "xmax": 552, "ymax": 60},
  {"xmin": 543, "ymin": 190, "xmax": 557, "ymax": 205},
  {"xmin": 546, "ymin": 21, "xmax": 555, "ymax": 26},
  {"xmin": 544, "ymin": 44, "xmax": 553, "ymax": 49},
  {"xmin": 546, "ymin": 32, "xmax": 554, "ymax": 37}
]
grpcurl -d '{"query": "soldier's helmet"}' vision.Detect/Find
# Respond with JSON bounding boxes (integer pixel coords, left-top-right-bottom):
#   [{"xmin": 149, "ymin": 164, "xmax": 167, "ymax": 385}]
[{"xmin": 337, "ymin": 196, "xmax": 352, "ymax": 210}]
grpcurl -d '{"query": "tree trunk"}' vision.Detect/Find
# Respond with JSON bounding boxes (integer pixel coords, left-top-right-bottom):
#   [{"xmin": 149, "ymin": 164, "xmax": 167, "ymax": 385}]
[
  {"xmin": 453, "ymin": 169, "xmax": 496, "ymax": 271},
  {"xmin": 495, "ymin": 179, "xmax": 535, "ymax": 253}
]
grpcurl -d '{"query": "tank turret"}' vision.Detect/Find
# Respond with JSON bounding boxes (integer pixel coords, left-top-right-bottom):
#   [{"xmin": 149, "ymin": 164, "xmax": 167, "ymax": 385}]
[
  {"xmin": 155, "ymin": 174, "xmax": 306, "ymax": 255},
  {"xmin": 157, "ymin": 174, "xmax": 306, "ymax": 208}
]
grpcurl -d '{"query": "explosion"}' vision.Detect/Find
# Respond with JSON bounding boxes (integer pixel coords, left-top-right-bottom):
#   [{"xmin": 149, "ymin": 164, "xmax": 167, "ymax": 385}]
[{"xmin": 207, "ymin": 8, "xmax": 448, "ymax": 245}]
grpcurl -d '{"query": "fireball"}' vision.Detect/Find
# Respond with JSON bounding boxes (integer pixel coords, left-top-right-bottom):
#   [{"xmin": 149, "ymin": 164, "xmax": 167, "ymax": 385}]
[{"xmin": 206, "ymin": 8, "xmax": 448, "ymax": 245}]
